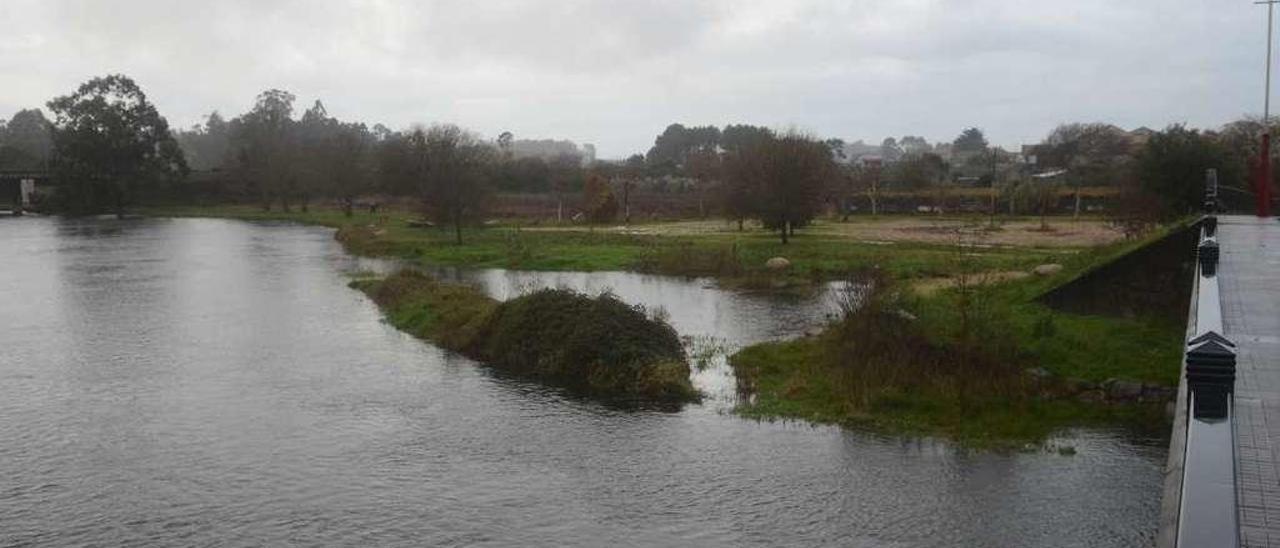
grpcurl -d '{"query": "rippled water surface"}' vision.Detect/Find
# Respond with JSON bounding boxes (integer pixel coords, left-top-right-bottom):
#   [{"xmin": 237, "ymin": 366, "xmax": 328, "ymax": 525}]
[{"xmin": 0, "ymin": 217, "xmax": 1166, "ymax": 547}]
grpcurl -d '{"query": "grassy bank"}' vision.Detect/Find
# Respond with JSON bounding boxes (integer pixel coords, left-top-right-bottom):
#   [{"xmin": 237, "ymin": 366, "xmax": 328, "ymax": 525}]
[
  {"xmin": 149, "ymin": 204, "xmax": 1076, "ymax": 286},
  {"xmin": 728, "ymin": 227, "xmax": 1186, "ymax": 446},
  {"xmin": 729, "ymin": 298, "xmax": 1177, "ymax": 446},
  {"xmin": 353, "ymin": 270, "xmax": 697, "ymax": 403},
  {"xmin": 731, "ymin": 338, "xmax": 1166, "ymax": 444}
]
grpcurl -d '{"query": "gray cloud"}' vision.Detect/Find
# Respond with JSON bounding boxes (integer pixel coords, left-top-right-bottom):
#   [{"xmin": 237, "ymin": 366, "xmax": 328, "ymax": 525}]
[{"xmin": 0, "ymin": 0, "xmax": 1266, "ymax": 157}]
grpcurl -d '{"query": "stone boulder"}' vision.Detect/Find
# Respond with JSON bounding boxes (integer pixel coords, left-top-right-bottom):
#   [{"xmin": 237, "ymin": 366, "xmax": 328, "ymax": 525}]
[
  {"xmin": 765, "ymin": 257, "xmax": 791, "ymax": 271},
  {"xmin": 1140, "ymin": 384, "xmax": 1176, "ymax": 402},
  {"xmin": 1032, "ymin": 263, "xmax": 1064, "ymax": 276},
  {"xmin": 1063, "ymin": 377, "xmax": 1098, "ymax": 394},
  {"xmin": 1104, "ymin": 378, "xmax": 1145, "ymax": 401}
]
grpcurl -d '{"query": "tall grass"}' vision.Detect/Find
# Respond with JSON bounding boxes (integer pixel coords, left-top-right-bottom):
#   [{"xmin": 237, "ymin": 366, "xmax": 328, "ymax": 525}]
[
  {"xmin": 823, "ymin": 267, "xmax": 1025, "ymax": 412},
  {"xmin": 636, "ymin": 240, "xmax": 745, "ymax": 277}
]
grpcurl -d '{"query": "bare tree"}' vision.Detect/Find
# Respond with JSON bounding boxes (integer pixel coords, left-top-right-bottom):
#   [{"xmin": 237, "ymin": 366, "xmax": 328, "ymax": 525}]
[
  {"xmin": 723, "ymin": 131, "xmax": 833, "ymax": 244},
  {"xmin": 418, "ymin": 124, "xmax": 493, "ymax": 244}
]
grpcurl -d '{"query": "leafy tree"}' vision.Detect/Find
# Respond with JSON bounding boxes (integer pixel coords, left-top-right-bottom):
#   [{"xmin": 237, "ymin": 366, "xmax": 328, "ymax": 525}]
[
  {"xmin": 231, "ymin": 89, "xmax": 297, "ymax": 210},
  {"xmin": 496, "ymin": 131, "xmax": 514, "ymax": 160},
  {"xmin": 720, "ymin": 156, "xmax": 756, "ymax": 231},
  {"xmin": 492, "ymin": 155, "xmax": 551, "ymax": 192},
  {"xmin": 646, "ymin": 123, "xmax": 720, "ymax": 176},
  {"xmin": 952, "ymin": 127, "xmax": 989, "ymax": 154},
  {"xmin": 419, "ymin": 124, "xmax": 493, "ymax": 244},
  {"xmin": 720, "ymin": 124, "xmax": 773, "ymax": 153},
  {"xmin": 46, "ymin": 75, "xmax": 188, "ymax": 215},
  {"xmin": 890, "ymin": 152, "xmax": 948, "ymax": 189},
  {"xmin": 0, "ymin": 108, "xmax": 52, "ymax": 169},
  {"xmin": 174, "ymin": 111, "xmax": 231, "ymax": 170},
  {"xmin": 899, "ymin": 135, "xmax": 931, "ymax": 155},
  {"xmin": 296, "ymin": 100, "xmax": 338, "ymax": 211},
  {"xmin": 825, "ymin": 138, "xmax": 847, "ymax": 161},
  {"xmin": 374, "ymin": 129, "xmax": 415, "ymax": 196},
  {"xmin": 371, "ymin": 123, "xmax": 395, "ymax": 142},
  {"xmin": 327, "ymin": 122, "xmax": 373, "ymax": 216},
  {"xmin": 718, "ymin": 125, "xmax": 776, "ymax": 230},
  {"xmin": 879, "ymin": 137, "xmax": 902, "ymax": 162},
  {"xmin": 1136, "ymin": 124, "xmax": 1239, "ymax": 220}
]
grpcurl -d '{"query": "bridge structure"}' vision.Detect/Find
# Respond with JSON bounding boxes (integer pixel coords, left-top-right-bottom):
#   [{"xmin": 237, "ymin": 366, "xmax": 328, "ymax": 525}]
[
  {"xmin": 0, "ymin": 169, "xmax": 50, "ymax": 214},
  {"xmin": 1159, "ymin": 175, "xmax": 1280, "ymax": 547}
]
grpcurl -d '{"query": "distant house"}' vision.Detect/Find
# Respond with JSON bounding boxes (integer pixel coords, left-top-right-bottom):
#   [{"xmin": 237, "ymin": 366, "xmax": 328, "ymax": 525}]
[
  {"xmin": 1032, "ymin": 168, "xmax": 1069, "ymax": 180},
  {"xmin": 0, "ymin": 171, "xmax": 43, "ymax": 213},
  {"xmin": 856, "ymin": 155, "xmax": 884, "ymax": 169},
  {"xmin": 837, "ymin": 140, "xmax": 882, "ymax": 165},
  {"xmin": 1127, "ymin": 127, "xmax": 1156, "ymax": 147},
  {"xmin": 1021, "ymin": 144, "xmax": 1052, "ymax": 167}
]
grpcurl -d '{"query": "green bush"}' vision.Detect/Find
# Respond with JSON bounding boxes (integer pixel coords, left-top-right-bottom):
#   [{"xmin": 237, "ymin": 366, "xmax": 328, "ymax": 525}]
[
  {"xmin": 356, "ymin": 270, "xmax": 697, "ymax": 403},
  {"xmin": 472, "ymin": 288, "xmax": 695, "ymax": 401}
]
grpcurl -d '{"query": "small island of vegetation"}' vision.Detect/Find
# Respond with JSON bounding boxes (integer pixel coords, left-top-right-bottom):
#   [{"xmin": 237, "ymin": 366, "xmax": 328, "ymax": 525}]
[{"xmin": 352, "ymin": 269, "xmax": 697, "ymax": 403}]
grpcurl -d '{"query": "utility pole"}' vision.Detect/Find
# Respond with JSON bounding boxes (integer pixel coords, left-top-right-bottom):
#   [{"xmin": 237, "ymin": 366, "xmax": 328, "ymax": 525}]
[
  {"xmin": 1257, "ymin": 0, "xmax": 1277, "ymax": 216},
  {"xmin": 989, "ymin": 147, "xmax": 998, "ymax": 226}
]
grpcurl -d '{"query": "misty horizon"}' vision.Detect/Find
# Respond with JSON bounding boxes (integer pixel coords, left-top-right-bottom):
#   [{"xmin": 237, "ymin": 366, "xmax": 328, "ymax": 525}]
[{"xmin": 1, "ymin": 0, "xmax": 1269, "ymax": 158}]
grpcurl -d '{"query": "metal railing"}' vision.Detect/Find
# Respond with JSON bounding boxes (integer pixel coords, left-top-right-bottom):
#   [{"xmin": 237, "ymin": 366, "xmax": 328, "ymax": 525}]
[{"xmin": 1175, "ymin": 169, "xmax": 1240, "ymax": 548}]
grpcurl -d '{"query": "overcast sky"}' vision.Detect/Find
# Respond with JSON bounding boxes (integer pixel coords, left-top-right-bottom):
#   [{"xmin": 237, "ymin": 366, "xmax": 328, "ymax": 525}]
[{"xmin": 0, "ymin": 0, "xmax": 1266, "ymax": 157}]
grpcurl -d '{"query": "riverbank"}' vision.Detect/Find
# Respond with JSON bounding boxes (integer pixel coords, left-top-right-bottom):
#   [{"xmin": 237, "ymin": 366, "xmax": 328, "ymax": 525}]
[
  {"xmin": 147, "ymin": 204, "xmax": 1184, "ymax": 445},
  {"xmin": 728, "ymin": 293, "xmax": 1177, "ymax": 446},
  {"xmin": 729, "ymin": 226, "xmax": 1187, "ymax": 447},
  {"xmin": 352, "ymin": 269, "xmax": 697, "ymax": 403}
]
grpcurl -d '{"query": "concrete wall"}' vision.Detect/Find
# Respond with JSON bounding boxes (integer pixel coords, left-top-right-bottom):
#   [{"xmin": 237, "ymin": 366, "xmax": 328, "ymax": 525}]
[{"xmin": 1037, "ymin": 221, "xmax": 1199, "ymax": 321}]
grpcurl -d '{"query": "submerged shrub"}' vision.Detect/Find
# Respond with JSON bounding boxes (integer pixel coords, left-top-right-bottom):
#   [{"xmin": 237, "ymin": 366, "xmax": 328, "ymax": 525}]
[
  {"xmin": 356, "ymin": 270, "xmax": 697, "ymax": 403},
  {"xmin": 472, "ymin": 288, "xmax": 695, "ymax": 401}
]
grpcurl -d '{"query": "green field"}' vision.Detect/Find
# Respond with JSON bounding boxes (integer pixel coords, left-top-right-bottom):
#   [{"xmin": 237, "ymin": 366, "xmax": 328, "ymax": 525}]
[{"xmin": 149, "ymin": 205, "xmax": 1082, "ymax": 282}]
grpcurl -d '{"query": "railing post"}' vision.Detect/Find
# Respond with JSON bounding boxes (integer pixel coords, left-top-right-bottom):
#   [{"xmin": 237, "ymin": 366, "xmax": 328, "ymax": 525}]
[
  {"xmin": 1198, "ymin": 238, "xmax": 1220, "ymax": 277},
  {"xmin": 1205, "ymin": 168, "xmax": 1219, "ymax": 214},
  {"xmin": 1185, "ymin": 331, "xmax": 1236, "ymax": 419}
]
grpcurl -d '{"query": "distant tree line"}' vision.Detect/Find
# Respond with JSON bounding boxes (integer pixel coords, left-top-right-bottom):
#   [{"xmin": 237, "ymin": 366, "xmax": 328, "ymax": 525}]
[{"xmin": 2, "ymin": 73, "xmax": 1274, "ymax": 233}]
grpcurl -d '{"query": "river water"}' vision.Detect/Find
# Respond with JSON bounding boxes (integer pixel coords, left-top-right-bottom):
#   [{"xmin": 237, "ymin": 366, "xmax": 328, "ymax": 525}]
[{"xmin": 0, "ymin": 216, "xmax": 1166, "ymax": 547}]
